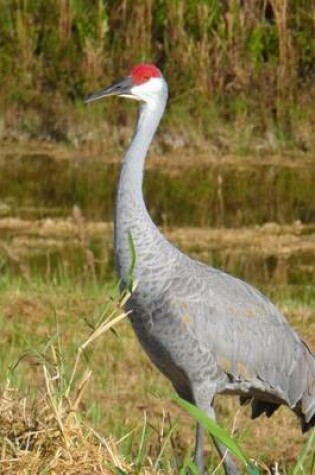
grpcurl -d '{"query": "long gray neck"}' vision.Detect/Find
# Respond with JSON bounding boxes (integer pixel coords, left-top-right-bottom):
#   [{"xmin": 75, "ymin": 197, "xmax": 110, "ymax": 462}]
[
  {"xmin": 118, "ymin": 101, "xmax": 165, "ymax": 202},
  {"xmin": 114, "ymin": 96, "xmax": 167, "ymax": 281}
]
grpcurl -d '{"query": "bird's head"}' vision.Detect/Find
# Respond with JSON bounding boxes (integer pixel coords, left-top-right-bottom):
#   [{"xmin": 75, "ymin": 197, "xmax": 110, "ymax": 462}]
[{"xmin": 85, "ymin": 64, "xmax": 168, "ymax": 106}]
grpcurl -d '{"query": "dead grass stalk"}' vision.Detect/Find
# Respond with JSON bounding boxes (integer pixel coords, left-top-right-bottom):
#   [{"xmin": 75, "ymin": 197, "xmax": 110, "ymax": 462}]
[{"xmin": 0, "ymin": 282, "xmax": 136, "ymax": 474}]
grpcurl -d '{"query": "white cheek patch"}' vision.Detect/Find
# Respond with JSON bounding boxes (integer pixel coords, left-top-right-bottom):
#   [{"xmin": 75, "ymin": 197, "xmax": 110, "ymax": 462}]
[{"xmin": 131, "ymin": 78, "xmax": 166, "ymax": 102}]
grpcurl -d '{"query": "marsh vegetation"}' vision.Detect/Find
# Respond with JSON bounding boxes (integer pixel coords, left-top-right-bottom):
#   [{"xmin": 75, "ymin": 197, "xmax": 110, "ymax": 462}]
[{"xmin": 0, "ymin": 1, "xmax": 315, "ymax": 473}]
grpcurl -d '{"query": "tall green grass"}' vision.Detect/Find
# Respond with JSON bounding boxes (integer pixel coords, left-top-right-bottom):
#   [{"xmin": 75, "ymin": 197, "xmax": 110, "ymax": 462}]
[{"xmin": 0, "ymin": 0, "xmax": 314, "ymax": 145}]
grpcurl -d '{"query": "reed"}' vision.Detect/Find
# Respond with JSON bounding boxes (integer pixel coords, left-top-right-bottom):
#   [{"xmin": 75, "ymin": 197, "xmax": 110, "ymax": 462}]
[{"xmin": 0, "ymin": 1, "xmax": 314, "ymax": 145}]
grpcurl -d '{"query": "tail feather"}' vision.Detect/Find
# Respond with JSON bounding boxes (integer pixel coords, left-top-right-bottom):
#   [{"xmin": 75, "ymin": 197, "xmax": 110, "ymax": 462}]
[
  {"xmin": 248, "ymin": 346, "xmax": 315, "ymax": 431},
  {"xmin": 298, "ymin": 347, "xmax": 315, "ymax": 431},
  {"xmin": 301, "ymin": 413, "xmax": 315, "ymax": 433},
  {"xmin": 239, "ymin": 344, "xmax": 315, "ymax": 431},
  {"xmin": 250, "ymin": 400, "xmax": 279, "ymax": 419}
]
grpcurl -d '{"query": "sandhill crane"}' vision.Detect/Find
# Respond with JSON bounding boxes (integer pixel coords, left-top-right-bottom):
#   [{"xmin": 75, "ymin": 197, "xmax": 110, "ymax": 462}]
[{"xmin": 85, "ymin": 64, "xmax": 315, "ymax": 474}]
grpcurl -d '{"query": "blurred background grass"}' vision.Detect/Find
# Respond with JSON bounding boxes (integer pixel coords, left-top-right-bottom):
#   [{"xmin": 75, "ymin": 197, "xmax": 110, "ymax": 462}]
[{"xmin": 0, "ymin": 0, "xmax": 314, "ymax": 151}]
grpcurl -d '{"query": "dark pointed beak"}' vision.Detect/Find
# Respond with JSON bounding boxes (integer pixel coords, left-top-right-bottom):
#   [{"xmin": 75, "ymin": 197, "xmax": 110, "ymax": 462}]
[{"xmin": 84, "ymin": 76, "xmax": 133, "ymax": 104}]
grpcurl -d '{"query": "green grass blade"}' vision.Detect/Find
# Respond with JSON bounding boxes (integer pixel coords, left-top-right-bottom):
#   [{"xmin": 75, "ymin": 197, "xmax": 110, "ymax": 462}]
[
  {"xmin": 175, "ymin": 396, "xmax": 259, "ymax": 471},
  {"xmin": 135, "ymin": 412, "xmax": 147, "ymax": 469},
  {"xmin": 292, "ymin": 426, "xmax": 315, "ymax": 475},
  {"xmin": 246, "ymin": 462, "xmax": 262, "ymax": 475},
  {"xmin": 310, "ymin": 449, "xmax": 315, "ymax": 475},
  {"xmin": 179, "ymin": 459, "xmax": 199, "ymax": 475},
  {"xmin": 153, "ymin": 422, "xmax": 178, "ymax": 472}
]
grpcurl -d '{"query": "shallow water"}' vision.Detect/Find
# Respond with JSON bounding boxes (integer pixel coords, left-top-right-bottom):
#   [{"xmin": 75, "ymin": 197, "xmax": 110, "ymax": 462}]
[
  {"xmin": 1, "ymin": 151, "xmax": 315, "ymax": 226},
  {"xmin": 0, "ymin": 150, "xmax": 314, "ymax": 285}
]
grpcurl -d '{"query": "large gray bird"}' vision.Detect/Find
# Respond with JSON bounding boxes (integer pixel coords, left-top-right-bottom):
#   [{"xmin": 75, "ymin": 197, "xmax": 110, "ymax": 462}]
[{"xmin": 86, "ymin": 64, "xmax": 315, "ymax": 474}]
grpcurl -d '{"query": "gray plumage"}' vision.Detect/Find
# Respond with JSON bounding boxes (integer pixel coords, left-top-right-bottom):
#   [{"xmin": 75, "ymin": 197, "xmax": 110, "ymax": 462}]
[{"xmin": 86, "ymin": 64, "xmax": 315, "ymax": 475}]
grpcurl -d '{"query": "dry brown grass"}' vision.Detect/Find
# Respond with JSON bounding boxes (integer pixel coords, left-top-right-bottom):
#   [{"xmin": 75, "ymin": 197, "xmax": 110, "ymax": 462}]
[
  {"xmin": 0, "ymin": 384, "xmax": 120, "ymax": 474},
  {"xmin": 0, "ymin": 273, "xmax": 314, "ymax": 473},
  {"xmin": 0, "ymin": 285, "xmax": 135, "ymax": 475},
  {"xmin": 1, "ymin": 216, "xmax": 314, "ymax": 288}
]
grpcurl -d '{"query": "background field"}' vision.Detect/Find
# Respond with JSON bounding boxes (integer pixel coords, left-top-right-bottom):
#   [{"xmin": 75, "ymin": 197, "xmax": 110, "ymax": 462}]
[
  {"xmin": 0, "ymin": 1, "xmax": 315, "ymax": 474},
  {"xmin": 0, "ymin": 0, "xmax": 315, "ymax": 153}
]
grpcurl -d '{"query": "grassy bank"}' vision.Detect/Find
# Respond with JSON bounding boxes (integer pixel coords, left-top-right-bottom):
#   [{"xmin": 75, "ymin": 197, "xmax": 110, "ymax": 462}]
[
  {"xmin": 0, "ymin": 272, "xmax": 314, "ymax": 473},
  {"xmin": 0, "ymin": 1, "xmax": 315, "ymax": 152},
  {"xmin": 1, "ymin": 215, "xmax": 315, "ymax": 287},
  {"xmin": 0, "ymin": 211, "xmax": 314, "ymax": 471}
]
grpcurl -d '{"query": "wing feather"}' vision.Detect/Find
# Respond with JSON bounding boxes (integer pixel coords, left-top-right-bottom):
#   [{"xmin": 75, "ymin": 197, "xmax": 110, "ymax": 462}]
[{"xmin": 170, "ymin": 255, "xmax": 304, "ymax": 406}]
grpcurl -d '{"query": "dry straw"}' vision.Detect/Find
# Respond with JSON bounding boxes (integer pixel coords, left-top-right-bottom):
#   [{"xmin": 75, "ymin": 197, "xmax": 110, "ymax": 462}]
[{"xmin": 0, "ymin": 282, "xmax": 136, "ymax": 474}]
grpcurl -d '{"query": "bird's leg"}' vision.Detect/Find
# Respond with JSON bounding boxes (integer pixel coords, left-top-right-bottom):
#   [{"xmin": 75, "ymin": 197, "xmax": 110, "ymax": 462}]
[
  {"xmin": 192, "ymin": 384, "xmax": 240, "ymax": 475},
  {"xmin": 194, "ymin": 422, "xmax": 205, "ymax": 474},
  {"xmin": 206, "ymin": 405, "xmax": 240, "ymax": 475},
  {"xmin": 212, "ymin": 436, "xmax": 240, "ymax": 475}
]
